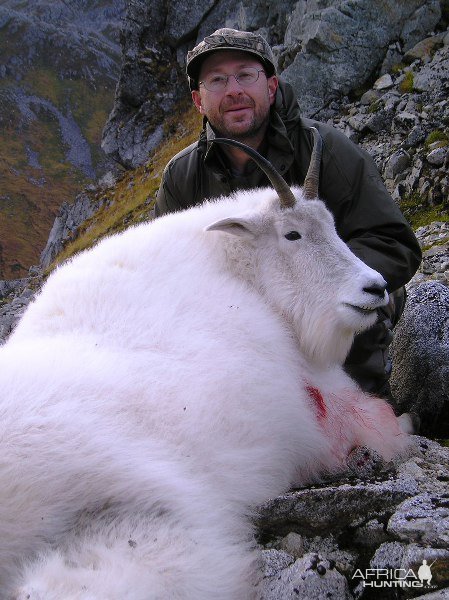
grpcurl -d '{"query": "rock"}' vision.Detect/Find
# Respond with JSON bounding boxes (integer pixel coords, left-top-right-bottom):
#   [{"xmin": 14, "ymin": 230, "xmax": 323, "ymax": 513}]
[
  {"xmin": 360, "ymin": 89, "xmax": 380, "ymax": 105},
  {"xmin": 255, "ymin": 438, "xmax": 449, "ymax": 599},
  {"xmin": 348, "ymin": 113, "xmax": 369, "ymax": 132},
  {"xmin": 101, "ymin": 0, "xmax": 187, "ymax": 168},
  {"xmin": 374, "ymin": 73, "xmax": 394, "ymax": 90},
  {"xmin": 369, "ymin": 540, "xmax": 406, "ymax": 570},
  {"xmin": 40, "ymin": 192, "xmax": 101, "ymax": 270},
  {"xmin": 257, "ymin": 551, "xmax": 352, "ymax": 600},
  {"xmin": 414, "ymin": 590, "xmax": 449, "ymax": 599},
  {"xmin": 255, "ymin": 474, "xmax": 419, "ymax": 538},
  {"xmin": 384, "ymin": 149, "xmax": 411, "ymax": 179},
  {"xmin": 413, "ymin": 47, "xmax": 449, "ymax": 91},
  {"xmin": 401, "ymin": 1, "xmax": 442, "ymax": 52},
  {"xmin": 98, "ymin": 171, "xmax": 118, "ymax": 190},
  {"xmin": 405, "ymin": 124, "xmax": 428, "ymax": 147},
  {"xmin": 352, "ymin": 518, "xmax": 391, "ymax": 549},
  {"xmin": 365, "ymin": 108, "xmax": 395, "ymax": 133},
  {"xmin": 415, "ymin": 222, "xmax": 449, "ymax": 249},
  {"xmin": 279, "ymin": 532, "xmax": 305, "ymax": 558},
  {"xmin": 391, "ymin": 282, "xmax": 449, "ymax": 437},
  {"xmin": 393, "ymin": 111, "xmax": 420, "ymax": 132},
  {"xmin": 259, "ymin": 548, "xmax": 295, "ymax": 579},
  {"xmin": 0, "ymin": 279, "xmax": 27, "ymax": 300},
  {"xmin": 282, "ymin": 1, "xmax": 441, "ymax": 117},
  {"xmin": 427, "ymin": 147, "xmax": 448, "ymax": 166},
  {"xmin": 388, "ymin": 493, "xmax": 449, "ymax": 547},
  {"xmin": 403, "ymin": 33, "xmax": 446, "ymax": 64}
]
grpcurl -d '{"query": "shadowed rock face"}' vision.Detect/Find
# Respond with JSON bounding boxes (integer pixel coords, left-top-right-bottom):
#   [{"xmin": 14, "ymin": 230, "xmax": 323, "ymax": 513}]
[{"xmin": 101, "ymin": 0, "xmax": 443, "ymax": 168}]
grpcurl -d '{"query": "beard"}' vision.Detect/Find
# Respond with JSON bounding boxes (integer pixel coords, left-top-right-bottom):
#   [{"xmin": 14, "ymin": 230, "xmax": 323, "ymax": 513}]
[{"xmin": 207, "ymin": 96, "xmax": 271, "ymax": 143}]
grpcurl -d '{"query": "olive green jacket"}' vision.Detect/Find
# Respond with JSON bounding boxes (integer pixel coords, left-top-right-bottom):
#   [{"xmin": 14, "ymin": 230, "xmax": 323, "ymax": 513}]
[{"xmin": 155, "ymin": 80, "xmax": 421, "ymax": 291}]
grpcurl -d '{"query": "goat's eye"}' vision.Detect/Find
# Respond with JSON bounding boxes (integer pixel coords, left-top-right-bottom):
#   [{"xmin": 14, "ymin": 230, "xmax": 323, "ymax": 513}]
[{"xmin": 284, "ymin": 231, "xmax": 301, "ymax": 241}]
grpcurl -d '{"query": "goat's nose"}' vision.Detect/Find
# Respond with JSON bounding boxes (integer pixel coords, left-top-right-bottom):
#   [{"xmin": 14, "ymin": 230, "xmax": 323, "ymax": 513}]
[{"xmin": 363, "ymin": 282, "xmax": 387, "ymax": 299}]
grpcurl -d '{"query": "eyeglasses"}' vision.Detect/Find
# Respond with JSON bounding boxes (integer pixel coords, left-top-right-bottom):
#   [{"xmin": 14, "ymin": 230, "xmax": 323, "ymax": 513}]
[{"xmin": 199, "ymin": 67, "xmax": 266, "ymax": 92}]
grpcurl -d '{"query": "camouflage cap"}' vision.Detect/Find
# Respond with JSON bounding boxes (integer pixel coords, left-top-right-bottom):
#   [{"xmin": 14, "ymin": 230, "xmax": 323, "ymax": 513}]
[{"xmin": 186, "ymin": 28, "xmax": 276, "ymax": 89}]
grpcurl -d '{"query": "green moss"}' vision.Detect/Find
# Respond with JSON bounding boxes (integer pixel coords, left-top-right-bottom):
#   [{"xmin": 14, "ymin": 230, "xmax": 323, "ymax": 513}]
[
  {"xmin": 398, "ymin": 71, "xmax": 414, "ymax": 94},
  {"xmin": 421, "ymin": 237, "xmax": 449, "ymax": 252},
  {"xmin": 401, "ymin": 193, "xmax": 449, "ymax": 229},
  {"xmin": 391, "ymin": 63, "xmax": 405, "ymax": 75},
  {"xmin": 425, "ymin": 129, "xmax": 449, "ymax": 149},
  {"xmin": 368, "ymin": 100, "xmax": 382, "ymax": 114}
]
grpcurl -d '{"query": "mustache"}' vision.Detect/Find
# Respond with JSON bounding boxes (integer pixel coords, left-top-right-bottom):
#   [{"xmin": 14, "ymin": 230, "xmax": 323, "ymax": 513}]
[{"xmin": 221, "ymin": 96, "xmax": 255, "ymax": 111}]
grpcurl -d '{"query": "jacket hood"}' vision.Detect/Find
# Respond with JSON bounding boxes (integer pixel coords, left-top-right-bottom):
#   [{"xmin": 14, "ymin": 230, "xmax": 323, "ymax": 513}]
[{"xmin": 273, "ymin": 78, "xmax": 301, "ymax": 132}]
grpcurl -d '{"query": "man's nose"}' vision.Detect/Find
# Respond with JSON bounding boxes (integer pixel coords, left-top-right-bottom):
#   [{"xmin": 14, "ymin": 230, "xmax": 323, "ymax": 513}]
[{"xmin": 224, "ymin": 75, "xmax": 244, "ymax": 93}]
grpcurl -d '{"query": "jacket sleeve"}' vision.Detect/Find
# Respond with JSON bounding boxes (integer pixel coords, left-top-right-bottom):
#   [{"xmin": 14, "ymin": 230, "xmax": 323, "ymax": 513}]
[
  {"xmin": 155, "ymin": 163, "xmax": 183, "ymax": 217},
  {"xmin": 315, "ymin": 124, "xmax": 422, "ymax": 292},
  {"xmin": 154, "ymin": 141, "xmax": 204, "ymax": 217}
]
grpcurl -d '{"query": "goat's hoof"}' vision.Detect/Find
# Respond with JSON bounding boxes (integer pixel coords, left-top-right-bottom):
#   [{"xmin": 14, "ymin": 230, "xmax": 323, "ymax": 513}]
[
  {"xmin": 346, "ymin": 445, "xmax": 384, "ymax": 478},
  {"xmin": 398, "ymin": 412, "xmax": 420, "ymax": 435}
]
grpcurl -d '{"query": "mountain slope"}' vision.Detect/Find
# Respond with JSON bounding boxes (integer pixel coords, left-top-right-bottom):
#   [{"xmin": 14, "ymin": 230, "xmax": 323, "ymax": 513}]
[{"xmin": 0, "ymin": 0, "xmax": 125, "ymax": 279}]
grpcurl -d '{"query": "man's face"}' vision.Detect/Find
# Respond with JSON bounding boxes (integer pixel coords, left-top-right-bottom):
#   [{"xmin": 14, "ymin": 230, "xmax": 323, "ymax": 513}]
[{"xmin": 191, "ymin": 50, "xmax": 278, "ymax": 141}]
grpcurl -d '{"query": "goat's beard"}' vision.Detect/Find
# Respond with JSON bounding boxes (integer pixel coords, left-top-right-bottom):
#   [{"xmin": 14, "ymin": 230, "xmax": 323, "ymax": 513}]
[{"xmin": 292, "ymin": 307, "xmax": 356, "ymax": 368}]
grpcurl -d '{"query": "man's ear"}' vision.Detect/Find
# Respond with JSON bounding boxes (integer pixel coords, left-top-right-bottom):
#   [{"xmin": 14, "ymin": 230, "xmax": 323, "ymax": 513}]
[
  {"xmin": 205, "ymin": 216, "xmax": 258, "ymax": 239},
  {"xmin": 268, "ymin": 76, "xmax": 278, "ymax": 105},
  {"xmin": 192, "ymin": 90, "xmax": 205, "ymax": 114}
]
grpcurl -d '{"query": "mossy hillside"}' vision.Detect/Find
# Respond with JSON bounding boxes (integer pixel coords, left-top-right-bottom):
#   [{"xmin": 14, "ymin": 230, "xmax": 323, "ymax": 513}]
[
  {"xmin": 0, "ymin": 108, "xmax": 89, "ymax": 278},
  {"xmin": 22, "ymin": 68, "xmax": 113, "ymax": 147},
  {"xmin": 50, "ymin": 103, "xmax": 203, "ymax": 271},
  {"xmin": 0, "ymin": 3, "xmax": 120, "ymax": 280},
  {"xmin": 402, "ymin": 204, "xmax": 449, "ymax": 230},
  {"xmin": 0, "ymin": 68, "xmax": 116, "ymax": 279},
  {"xmin": 400, "ymin": 192, "xmax": 449, "ymax": 230}
]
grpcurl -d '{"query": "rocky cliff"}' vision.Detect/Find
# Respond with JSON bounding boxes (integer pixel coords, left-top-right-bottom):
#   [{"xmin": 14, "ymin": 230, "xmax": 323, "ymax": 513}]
[
  {"xmin": 0, "ymin": 0, "xmax": 126, "ymax": 279},
  {"xmin": 101, "ymin": 0, "xmax": 447, "ymax": 166}
]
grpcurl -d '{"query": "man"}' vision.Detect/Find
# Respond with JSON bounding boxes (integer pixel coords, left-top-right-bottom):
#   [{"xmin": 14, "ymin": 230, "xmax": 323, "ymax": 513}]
[{"xmin": 155, "ymin": 28, "xmax": 422, "ymax": 401}]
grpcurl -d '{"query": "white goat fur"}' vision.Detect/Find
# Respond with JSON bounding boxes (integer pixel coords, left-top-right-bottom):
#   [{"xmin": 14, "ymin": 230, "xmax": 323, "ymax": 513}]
[{"xmin": 0, "ymin": 187, "xmax": 409, "ymax": 599}]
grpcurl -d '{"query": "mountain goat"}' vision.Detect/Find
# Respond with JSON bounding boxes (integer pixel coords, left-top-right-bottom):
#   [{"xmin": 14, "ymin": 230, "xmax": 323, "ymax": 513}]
[{"xmin": 0, "ymin": 130, "xmax": 409, "ymax": 599}]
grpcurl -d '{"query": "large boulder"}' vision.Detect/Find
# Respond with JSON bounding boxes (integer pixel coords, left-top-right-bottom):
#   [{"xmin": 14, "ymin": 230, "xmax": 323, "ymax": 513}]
[
  {"xmin": 281, "ymin": 0, "xmax": 441, "ymax": 116},
  {"xmin": 391, "ymin": 281, "xmax": 449, "ymax": 437}
]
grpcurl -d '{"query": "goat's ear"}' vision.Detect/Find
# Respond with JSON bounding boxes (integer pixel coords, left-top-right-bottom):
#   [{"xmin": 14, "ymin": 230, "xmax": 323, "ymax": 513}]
[{"xmin": 205, "ymin": 217, "xmax": 257, "ymax": 239}]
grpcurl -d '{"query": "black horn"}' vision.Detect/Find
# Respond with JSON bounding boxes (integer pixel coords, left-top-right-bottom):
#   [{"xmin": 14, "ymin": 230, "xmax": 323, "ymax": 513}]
[
  {"xmin": 212, "ymin": 128, "xmax": 323, "ymax": 206},
  {"xmin": 303, "ymin": 127, "xmax": 322, "ymax": 200},
  {"xmin": 211, "ymin": 137, "xmax": 297, "ymax": 208}
]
